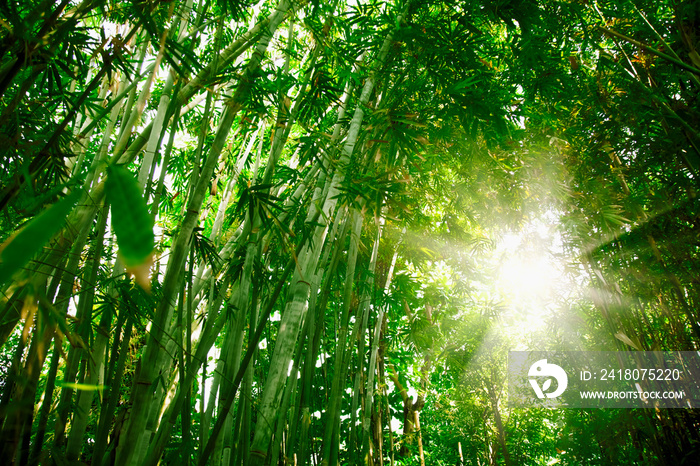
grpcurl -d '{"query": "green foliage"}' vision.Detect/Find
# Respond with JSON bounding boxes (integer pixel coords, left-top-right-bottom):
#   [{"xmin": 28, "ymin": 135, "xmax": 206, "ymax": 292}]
[
  {"xmin": 0, "ymin": 0, "xmax": 699, "ymax": 465},
  {"xmin": 105, "ymin": 165, "xmax": 154, "ymax": 267},
  {"xmin": 0, "ymin": 190, "xmax": 79, "ymax": 287}
]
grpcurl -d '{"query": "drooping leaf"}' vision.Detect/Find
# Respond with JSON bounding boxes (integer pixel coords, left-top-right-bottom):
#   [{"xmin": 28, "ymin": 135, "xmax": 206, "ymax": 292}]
[
  {"xmin": 0, "ymin": 190, "xmax": 80, "ymax": 288},
  {"xmin": 614, "ymin": 332, "xmax": 641, "ymax": 351},
  {"xmin": 105, "ymin": 165, "xmax": 155, "ymax": 269},
  {"xmin": 447, "ymin": 76, "xmax": 482, "ymax": 94}
]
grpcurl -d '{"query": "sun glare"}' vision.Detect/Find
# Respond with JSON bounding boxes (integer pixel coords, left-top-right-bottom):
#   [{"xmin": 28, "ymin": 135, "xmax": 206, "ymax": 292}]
[
  {"xmin": 494, "ymin": 217, "xmax": 571, "ymax": 337},
  {"xmin": 498, "ymin": 233, "xmax": 558, "ymax": 301}
]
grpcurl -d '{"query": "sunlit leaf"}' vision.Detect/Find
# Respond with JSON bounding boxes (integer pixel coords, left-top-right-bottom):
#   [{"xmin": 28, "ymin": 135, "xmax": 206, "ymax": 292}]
[
  {"xmin": 58, "ymin": 381, "xmax": 106, "ymax": 392},
  {"xmin": 614, "ymin": 332, "xmax": 641, "ymax": 351},
  {"xmin": 0, "ymin": 190, "xmax": 80, "ymax": 287},
  {"xmin": 106, "ymin": 165, "xmax": 155, "ymax": 270}
]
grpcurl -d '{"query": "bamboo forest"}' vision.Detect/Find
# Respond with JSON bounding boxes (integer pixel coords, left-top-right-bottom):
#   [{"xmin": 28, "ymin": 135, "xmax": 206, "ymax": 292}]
[{"xmin": 2, "ymin": 0, "xmax": 700, "ymax": 464}]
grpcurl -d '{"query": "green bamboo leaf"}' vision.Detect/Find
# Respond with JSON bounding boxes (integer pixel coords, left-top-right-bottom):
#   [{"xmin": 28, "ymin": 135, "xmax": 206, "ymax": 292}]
[
  {"xmin": 614, "ymin": 332, "xmax": 641, "ymax": 351},
  {"xmin": 58, "ymin": 381, "xmax": 106, "ymax": 392},
  {"xmin": 0, "ymin": 190, "xmax": 80, "ymax": 287},
  {"xmin": 447, "ymin": 76, "xmax": 482, "ymax": 94},
  {"xmin": 106, "ymin": 165, "xmax": 154, "ymax": 267}
]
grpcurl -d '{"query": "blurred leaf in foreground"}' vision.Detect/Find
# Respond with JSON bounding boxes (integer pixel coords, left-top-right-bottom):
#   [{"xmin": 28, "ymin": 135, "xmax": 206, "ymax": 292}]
[
  {"xmin": 106, "ymin": 165, "xmax": 155, "ymax": 290},
  {"xmin": 0, "ymin": 190, "xmax": 80, "ymax": 288}
]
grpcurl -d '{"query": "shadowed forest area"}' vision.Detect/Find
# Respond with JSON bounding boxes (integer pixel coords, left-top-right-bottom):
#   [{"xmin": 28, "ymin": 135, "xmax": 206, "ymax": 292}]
[{"xmin": 1, "ymin": 0, "xmax": 700, "ymax": 464}]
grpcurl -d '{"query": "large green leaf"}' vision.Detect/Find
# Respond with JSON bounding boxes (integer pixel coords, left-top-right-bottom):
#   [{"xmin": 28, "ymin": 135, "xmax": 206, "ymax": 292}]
[
  {"xmin": 106, "ymin": 165, "xmax": 154, "ymax": 268},
  {"xmin": 0, "ymin": 190, "xmax": 80, "ymax": 287}
]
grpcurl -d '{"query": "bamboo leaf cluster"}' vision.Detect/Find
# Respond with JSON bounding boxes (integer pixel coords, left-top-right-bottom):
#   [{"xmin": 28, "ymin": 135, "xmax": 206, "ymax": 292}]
[{"xmin": 0, "ymin": 0, "xmax": 699, "ymax": 464}]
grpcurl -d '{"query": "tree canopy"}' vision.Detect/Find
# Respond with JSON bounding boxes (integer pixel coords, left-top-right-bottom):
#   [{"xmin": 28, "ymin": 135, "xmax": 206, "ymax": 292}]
[{"xmin": 0, "ymin": 0, "xmax": 699, "ymax": 464}]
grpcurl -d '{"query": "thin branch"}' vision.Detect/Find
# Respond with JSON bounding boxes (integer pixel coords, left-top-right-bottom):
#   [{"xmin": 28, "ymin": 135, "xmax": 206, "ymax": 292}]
[{"xmin": 599, "ymin": 26, "xmax": 700, "ymax": 76}]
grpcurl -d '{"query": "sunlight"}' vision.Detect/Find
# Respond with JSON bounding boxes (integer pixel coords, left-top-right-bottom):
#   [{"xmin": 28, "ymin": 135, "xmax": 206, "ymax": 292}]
[
  {"xmin": 494, "ymin": 216, "xmax": 571, "ymax": 339},
  {"xmin": 498, "ymin": 233, "xmax": 557, "ymax": 301}
]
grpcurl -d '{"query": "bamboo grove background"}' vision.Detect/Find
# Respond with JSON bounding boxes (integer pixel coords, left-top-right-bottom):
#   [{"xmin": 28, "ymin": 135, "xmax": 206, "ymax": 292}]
[{"xmin": 0, "ymin": 0, "xmax": 700, "ymax": 464}]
